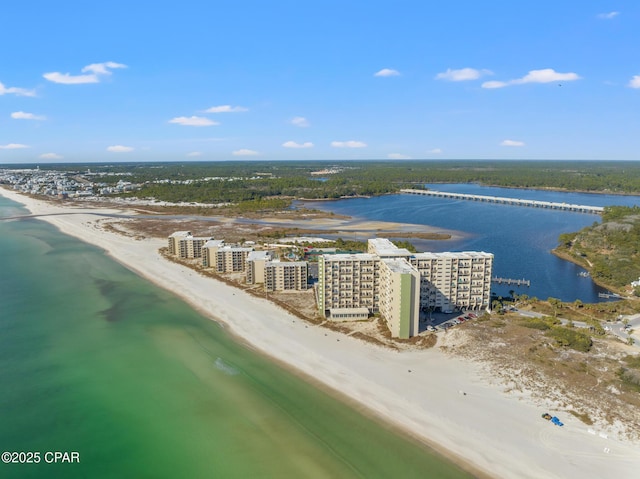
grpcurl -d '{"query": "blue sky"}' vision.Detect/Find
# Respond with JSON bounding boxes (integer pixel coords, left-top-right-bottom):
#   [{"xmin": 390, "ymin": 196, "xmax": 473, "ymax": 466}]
[{"xmin": 1, "ymin": 1, "xmax": 639, "ymax": 163}]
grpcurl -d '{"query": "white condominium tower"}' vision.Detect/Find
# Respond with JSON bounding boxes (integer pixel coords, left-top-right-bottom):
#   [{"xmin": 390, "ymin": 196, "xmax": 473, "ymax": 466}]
[{"xmin": 318, "ymin": 239, "xmax": 493, "ymax": 338}]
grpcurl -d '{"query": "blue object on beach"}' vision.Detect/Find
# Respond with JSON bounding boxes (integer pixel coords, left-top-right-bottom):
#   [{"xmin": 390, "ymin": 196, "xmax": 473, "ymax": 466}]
[{"xmin": 551, "ymin": 416, "xmax": 564, "ymax": 426}]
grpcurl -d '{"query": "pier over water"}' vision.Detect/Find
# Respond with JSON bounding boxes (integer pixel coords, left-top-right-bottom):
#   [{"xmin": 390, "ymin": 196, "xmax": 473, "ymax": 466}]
[{"xmin": 401, "ymin": 188, "xmax": 604, "ymax": 214}]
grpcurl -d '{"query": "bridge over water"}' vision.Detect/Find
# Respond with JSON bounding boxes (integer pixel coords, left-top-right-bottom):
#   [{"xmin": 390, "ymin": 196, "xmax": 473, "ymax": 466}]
[{"xmin": 400, "ymin": 189, "xmax": 604, "ymax": 214}]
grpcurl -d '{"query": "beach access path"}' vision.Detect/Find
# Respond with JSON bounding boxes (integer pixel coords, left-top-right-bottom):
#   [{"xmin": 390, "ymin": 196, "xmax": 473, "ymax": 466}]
[{"xmin": 3, "ymin": 188, "xmax": 640, "ymax": 479}]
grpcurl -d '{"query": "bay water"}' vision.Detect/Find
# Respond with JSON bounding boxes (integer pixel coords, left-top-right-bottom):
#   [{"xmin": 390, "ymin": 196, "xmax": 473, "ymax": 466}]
[
  {"xmin": 0, "ymin": 194, "xmax": 471, "ymax": 478},
  {"xmin": 304, "ymin": 184, "xmax": 640, "ymax": 303}
]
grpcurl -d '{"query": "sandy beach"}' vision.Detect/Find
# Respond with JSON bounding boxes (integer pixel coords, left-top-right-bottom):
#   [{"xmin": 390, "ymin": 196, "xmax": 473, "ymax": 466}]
[{"xmin": 3, "ymin": 188, "xmax": 640, "ymax": 479}]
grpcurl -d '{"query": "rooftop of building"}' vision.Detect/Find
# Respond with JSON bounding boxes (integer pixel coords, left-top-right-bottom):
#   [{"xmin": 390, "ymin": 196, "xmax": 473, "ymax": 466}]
[
  {"xmin": 185, "ymin": 236, "xmax": 214, "ymax": 241},
  {"xmin": 169, "ymin": 230, "xmax": 192, "ymax": 238},
  {"xmin": 203, "ymin": 239, "xmax": 225, "ymax": 248},
  {"xmin": 411, "ymin": 251, "xmax": 493, "ymax": 260},
  {"xmin": 382, "ymin": 258, "xmax": 419, "ymax": 274},
  {"xmin": 219, "ymin": 245, "xmax": 253, "ymax": 252},
  {"xmin": 321, "ymin": 253, "xmax": 378, "ymax": 262},
  {"xmin": 247, "ymin": 251, "xmax": 273, "ymax": 261},
  {"xmin": 367, "ymin": 238, "xmax": 412, "ymax": 257}
]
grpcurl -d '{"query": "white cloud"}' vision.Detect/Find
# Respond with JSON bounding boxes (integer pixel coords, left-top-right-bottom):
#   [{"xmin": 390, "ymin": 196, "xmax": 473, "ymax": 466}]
[
  {"xmin": 187, "ymin": 151, "xmax": 202, "ymax": 157},
  {"xmin": 374, "ymin": 68, "xmax": 401, "ymax": 77},
  {"xmin": 597, "ymin": 11, "xmax": 619, "ymax": 19},
  {"xmin": 282, "ymin": 141, "xmax": 314, "ymax": 149},
  {"xmin": 39, "ymin": 153, "xmax": 63, "ymax": 160},
  {"xmin": 435, "ymin": 68, "xmax": 492, "ymax": 81},
  {"xmin": 0, "ymin": 143, "xmax": 29, "ymax": 149},
  {"xmin": 0, "ymin": 81, "xmax": 36, "ymax": 97},
  {"xmin": 628, "ymin": 75, "xmax": 640, "ymax": 89},
  {"xmin": 331, "ymin": 140, "xmax": 367, "ymax": 148},
  {"xmin": 387, "ymin": 153, "xmax": 412, "ymax": 159},
  {"xmin": 481, "ymin": 80, "xmax": 509, "ymax": 89},
  {"xmin": 43, "ymin": 72, "xmax": 99, "ymax": 84},
  {"xmin": 106, "ymin": 145, "xmax": 134, "ymax": 153},
  {"xmin": 290, "ymin": 116, "xmax": 310, "ymax": 127},
  {"xmin": 482, "ymin": 69, "xmax": 581, "ymax": 89},
  {"xmin": 205, "ymin": 105, "xmax": 248, "ymax": 113},
  {"xmin": 232, "ymin": 149, "xmax": 259, "ymax": 156},
  {"xmin": 82, "ymin": 62, "xmax": 127, "ymax": 75},
  {"xmin": 516, "ymin": 69, "xmax": 580, "ymax": 84},
  {"xmin": 169, "ymin": 116, "xmax": 219, "ymax": 127},
  {"xmin": 428, "ymin": 148, "xmax": 443, "ymax": 154},
  {"xmin": 11, "ymin": 111, "xmax": 46, "ymax": 121},
  {"xmin": 500, "ymin": 139, "xmax": 525, "ymax": 147},
  {"xmin": 44, "ymin": 61, "xmax": 127, "ymax": 84}
]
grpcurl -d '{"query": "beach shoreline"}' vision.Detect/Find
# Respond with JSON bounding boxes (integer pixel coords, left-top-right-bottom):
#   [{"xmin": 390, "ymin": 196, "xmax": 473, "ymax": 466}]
[{"xmin": 3, "ymin": 187, "xmax": 640, "ymax": 479}]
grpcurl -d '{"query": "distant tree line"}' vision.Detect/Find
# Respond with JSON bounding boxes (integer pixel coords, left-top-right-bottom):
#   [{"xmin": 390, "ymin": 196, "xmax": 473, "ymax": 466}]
[{"xmin": 48, "ymin": 159, "xmax": 640, "ymax": 196}]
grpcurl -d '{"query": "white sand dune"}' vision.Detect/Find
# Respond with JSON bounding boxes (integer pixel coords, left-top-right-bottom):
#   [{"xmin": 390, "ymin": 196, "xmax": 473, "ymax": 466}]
[{"xmin": 3, "ymin": 187, "xmax": 639, "ymax": 479}]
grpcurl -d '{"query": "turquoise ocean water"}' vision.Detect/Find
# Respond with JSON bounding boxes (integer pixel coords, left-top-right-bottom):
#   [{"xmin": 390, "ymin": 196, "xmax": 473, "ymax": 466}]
[{"xmin": 0, "ymin": 195, "xmax": 472, "ymax": 479}]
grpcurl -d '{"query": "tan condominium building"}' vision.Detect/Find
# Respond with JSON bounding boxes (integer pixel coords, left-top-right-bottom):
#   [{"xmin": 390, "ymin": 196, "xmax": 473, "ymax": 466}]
[
  {"xmin": 203, "ymin": 241, "xmax": 253, "ymax": 273},
  {"xmin": 410, "ymin": 252, "xmax": 493, "ymax": 313},
  {"xmin": 317, "ymin": 253, "xmax": 379, "ymax": 314},
  {"xmin": 317, "ymin": 239, "xmax": 493, "ymax": 338},
  {"xmin": 265, "ymin": 261, "xmax": 308, "ymax": 292},
  {"xmin": 246, "ymin": 251, "xmax": 275, "ymax": 284},
  {"xmin": 201, "ymin": 240, "xmax": 226, "ymax": 268},
  {"xmin": 168, "ymin": 231, "xmax": 214, "ymax": 259}
]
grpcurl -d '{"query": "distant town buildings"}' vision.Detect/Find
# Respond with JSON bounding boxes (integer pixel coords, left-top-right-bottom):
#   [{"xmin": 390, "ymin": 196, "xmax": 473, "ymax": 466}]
[{"xmin": 0, "ymin": 167, "xmax": 139, "ymax": 197}]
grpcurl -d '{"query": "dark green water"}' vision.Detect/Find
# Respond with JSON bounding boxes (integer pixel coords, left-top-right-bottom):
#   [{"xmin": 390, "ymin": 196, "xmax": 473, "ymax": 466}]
[{"xmin": 0, "ymin": 196, "xmax": 473, "ymax": 479}]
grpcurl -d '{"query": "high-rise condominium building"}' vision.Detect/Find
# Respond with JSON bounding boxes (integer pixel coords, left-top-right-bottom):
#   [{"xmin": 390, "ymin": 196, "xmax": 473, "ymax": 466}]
[
  {"xmin": 202, "ymin": 241, "xmax": 252, "ymax": 273},
  {"xmin": 168, "ymin": 231, "xmax": 214, "ymax": 259},
  {"xmin": 265, "ymin": 261, "xmax": 308, "ymax": 292},
  {"xmin": 317, "ymin": 239, "xmax": 493, "ymax": 338},
  {"xmin": 246, "ymin": 251, "xmax": 275, "ymax": 284}
]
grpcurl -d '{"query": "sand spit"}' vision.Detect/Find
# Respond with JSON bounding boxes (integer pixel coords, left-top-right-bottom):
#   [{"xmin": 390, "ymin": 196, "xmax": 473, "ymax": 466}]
[{"xmin": 2, "ymin": 187, "xmax": 640, "ymax": 479}]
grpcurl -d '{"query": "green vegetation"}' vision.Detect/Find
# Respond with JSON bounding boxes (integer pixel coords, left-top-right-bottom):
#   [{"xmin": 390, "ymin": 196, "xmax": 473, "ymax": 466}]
[
  {"xmin": 555, "ymin": 205, "xmax": 640, "ymax": 288},
  {"xmin": 520, "ymin": 317, "xmax": 555, "ymax": 330},
  {"xmin": 35, "ymin": 160, "xmax": 640, "ymax": 203},
  {"xmin": 518, "ymin": 315, "xmax": 593, "ymax": 352},
  {"xmin": 391, "ymin": 240, "xmax": 417, "ymax": 253},
  {"xmin": 618, "ymin": 355, "xmax": 640, "ymax": 392},
  {"xmin": 228, "ymin": 197, "xmax": 292, "ymax": 212},
  {"xmin": 547, "ymin": 326, "xmax": 593, "ymax": 352},
  {"xmin": 333, "ymin": 238, "xmax": 367, "ymax": 252}
]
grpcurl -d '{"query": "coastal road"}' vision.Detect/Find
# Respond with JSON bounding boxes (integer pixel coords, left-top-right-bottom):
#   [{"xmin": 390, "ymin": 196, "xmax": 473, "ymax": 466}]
[
  {"xmin": 514, "ymin": 310, "xmax": 639, "ymax": 350},
  {"xmin": 610, "ymin": 314, "xmax": 640, "ymax": 349}
]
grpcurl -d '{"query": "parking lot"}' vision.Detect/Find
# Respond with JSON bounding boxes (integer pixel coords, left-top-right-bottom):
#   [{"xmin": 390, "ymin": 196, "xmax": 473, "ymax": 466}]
[{"xmin": 419, "ymin": 311, "xmax": 481, "ymax": 333}]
